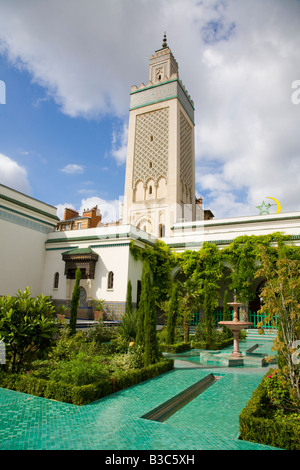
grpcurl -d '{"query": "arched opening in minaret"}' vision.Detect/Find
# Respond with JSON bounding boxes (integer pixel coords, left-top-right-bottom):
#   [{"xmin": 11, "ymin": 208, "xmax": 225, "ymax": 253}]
[{"xmin": 159, "ymin": 223, "xmax": 165, "ymax": 237}]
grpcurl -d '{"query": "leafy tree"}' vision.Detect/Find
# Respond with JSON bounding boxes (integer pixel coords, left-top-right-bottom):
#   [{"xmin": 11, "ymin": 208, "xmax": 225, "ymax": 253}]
[
  {"xmin": 0, "ymin": 288, "xmax": 58, "ymax": 372},
  {"xmin": 177, "ymin": 277, "xmax": 201, "ymax": 342},
  {"xmin": 222, "ymin": 236, "xmax": 258, "ymax": 308},
  {"xmin": 222, "ymin": 289, "xmax": 233, "ymax": 338},
  {"xmin": 130, "ymin": 239, "xmax": 176, "ymax": 309},
  {"xmin": 178, "ymin": 243, "xmax": 223, "ymax": 341},
  {"xmin": 166, "ymin": 282, "xmax": 179, "ymax": 344},
  {"xmin": 222, "ymin": 233, "xmax": 292, "ymax": 316},
  {"xmin": 203, "ymin": 279, "xmax": 215, "ymax": 346},
  {"xmin": 256, "ymin": 245, "xmax": 300, "ymax": 406},
  {"xmin": 69, "ymin": 268, "xmax": 81, "ymax": 335}
]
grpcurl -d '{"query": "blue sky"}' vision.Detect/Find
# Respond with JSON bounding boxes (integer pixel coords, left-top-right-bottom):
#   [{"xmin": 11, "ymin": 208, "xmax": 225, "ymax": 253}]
[
  {"xmin": 0, "ymin": 0, "xmax": 299, "ymax": 222},
  {"xmin": 0, "ymin": 53, "xmax": 126, "ymax": 221}
]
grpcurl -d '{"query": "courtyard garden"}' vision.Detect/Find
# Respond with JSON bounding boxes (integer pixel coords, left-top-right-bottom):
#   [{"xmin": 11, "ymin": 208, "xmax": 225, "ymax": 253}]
[{"xmin": 0, "ymin": 233, "xmax": 299, "ymax": 449}]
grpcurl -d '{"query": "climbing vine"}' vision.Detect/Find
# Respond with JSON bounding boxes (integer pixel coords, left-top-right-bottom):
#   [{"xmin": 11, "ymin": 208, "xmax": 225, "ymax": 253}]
[
  {"xmin": 130, "ymin": 239, "xmax": 176, "ymax": 306},
  {"xmin": 130, "ymin": 233, "xmax": 300, "ymax": 325},
  {"xmin": 221, "ymin": 233, "xmax": 293, "ymax": 305}
]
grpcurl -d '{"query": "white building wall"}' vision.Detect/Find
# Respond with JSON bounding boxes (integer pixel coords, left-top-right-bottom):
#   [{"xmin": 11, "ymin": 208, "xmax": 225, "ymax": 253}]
[
  {"xmin": 0, "ymin": 184, "xmax": 58, "ymax": 296},
  {"xmin": 43, "ymin": 224, "xmax": 147, "ymax": 319}
]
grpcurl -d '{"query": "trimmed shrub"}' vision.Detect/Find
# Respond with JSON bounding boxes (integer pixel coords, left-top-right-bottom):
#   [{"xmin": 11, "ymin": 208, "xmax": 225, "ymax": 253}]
[
  {"xmin": 239, "ymin": 369, "xmax": 300, "ymax": 450},
  {"xmin": 160, "ymin": 342, "xmax": 191, "ymax": 353},
  {"xmin": 0, "ymin": 358, "xmax": 174, "ymax": 406},
  {"xmin": 191, "ymin": 337, "xmax": 233, "ymax": 350}
]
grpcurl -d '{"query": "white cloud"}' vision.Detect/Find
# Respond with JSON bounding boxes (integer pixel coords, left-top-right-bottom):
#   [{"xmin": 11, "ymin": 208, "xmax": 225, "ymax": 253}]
[
  {"xmin": 0, "ymin": 0, "xmax": 299, "ymax": 218},
  {"xmin": 55, "ymin": 203, "xmax": 76, "ymax": 221},
  {"xmin": 60, "ymin": 164, "xmax": 85, "ymax": 174},
  {"xmin": 110, "ymin": 121, "xmax": 128, "ymax": 165},
  {"xmin": 0, "ymin": 153, "xmax": 31, "ymax": 194},
  {"xmin": 56, "ymin": 196, "xmax": 122, "ymax": 224},
  {"xmin": 80, "ymin": 196, "xmax": 121, "ymax": 224}
]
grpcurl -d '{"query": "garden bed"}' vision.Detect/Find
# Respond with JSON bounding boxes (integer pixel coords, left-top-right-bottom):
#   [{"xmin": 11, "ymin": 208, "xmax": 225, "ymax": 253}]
[
  {"xmin": 0, "ymin": 358, "xmax": 174, "ymax": 406},
  {"xmin": 239, "ymin": 369, "xmax": 300, "ymax": 450}
]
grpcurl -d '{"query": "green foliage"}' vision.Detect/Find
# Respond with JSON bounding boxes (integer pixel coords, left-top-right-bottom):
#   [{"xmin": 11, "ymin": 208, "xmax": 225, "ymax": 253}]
[
  {"xmin": 130, "ymin": 240, "xmax": 176, "ymax": 307},
  {"xmin": 84, "ymin": 320, "xmax": 117, "ymax": 344},
  {"xmin": 69, "ymin": 268, "xmax": 81, "ymax": 335},
  {"xmin": 179, "ymin": 243, "xmax": 223, "ymax": 297},
  {"xmin": 135, "ymin": 259, "xmax": 160, "ymax": 365},
  {"xmin": 239, "ymin": 369, "xmax": 300, "ymax": 450},
  {"xmin": 92, "ymin": 298, "xmax": 105, "ymax": 311},
  {"xmin": 0, "ymin": 288, "xmax": 58, "ymax": 372},
  {"xmin": 177, "ymin": 277, "xmax": 202, "ymax": 342},
  {"xmin": 0, "ymin": 358, "xmax": 174, "ymax": 405},
  {"xmin": 159, "ymin": 342, "xmax": 191, "ymax": 353},
  {"xmin": 177, "ymin": 243, "xmax": 223, "ymax": 343},
  {"xmin": 110, "ymin": 344, "xmax": 144, "ymax": 371},
  {"xmin": 166, "ymin": 283, "xmax": 179, "ymax": 344},
  {"xmin": 118, "ymin": 308, "xmax": 138, "ymax": 343},
  {"xmin": 194, "ymin": 322, "xmax": 233, "ymax": 350},
  {"xmin": 140, "ymin": 261, "xmax": 159, "ymax": 366},
  {"xmin": 265, "ymin": 370, "xmax": 299, "ymax": 411},
  {"xmin": 118, "ymin": 280, "xmax": 138, "ymax": 343},
  {"xmin": 222, "ymin": 290, "xmax": 233, "ymax": 338},
  {"xmin": 125, "ymin": 280, "xmax": 133, "ymax": 316},
  {"xmin": 256, "ymin": 245, "xmax": 300, "ymax": 403},
  {"xmin": 222, "ymin": 233, "xmax": 292, "ymax": 305},
  {"xmin": 203, "ymin": 279, "xmax": 215, "ymax": 346},
  {"xmin": 48, "ymin": 353, "xmax": 110, "ymax": 386}
]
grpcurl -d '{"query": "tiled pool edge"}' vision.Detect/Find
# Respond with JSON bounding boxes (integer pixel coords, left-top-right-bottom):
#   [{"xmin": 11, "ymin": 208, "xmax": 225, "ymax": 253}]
[{"xmin": 141, "ymin": 373, "xmax": 221, "ymax": 422}]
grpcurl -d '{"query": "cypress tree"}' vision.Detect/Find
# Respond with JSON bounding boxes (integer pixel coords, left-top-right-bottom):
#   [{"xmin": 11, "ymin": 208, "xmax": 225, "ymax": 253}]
[
  {"xmin": 69, "ymin": 268, "xmax": 81, "ymax": 335},
  {"xmin": 204, "ymin": 279, "xmax": 214, "ymax": 347},
  {"xmin": 136, "ymin": 260, "xmax": 159, "ymax": 365},
  {"xmin": 125, "ymin": 280, "xmax": 133, "ymax": 316},
  {"xmin": 166, "ymin": 282, "xmax": 179, "ymax": 344}
]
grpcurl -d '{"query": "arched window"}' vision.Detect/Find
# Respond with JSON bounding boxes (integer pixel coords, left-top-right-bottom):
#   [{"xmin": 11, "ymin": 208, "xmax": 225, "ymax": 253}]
[
  {"xmin": 159, "ymin": 224, "xmax": 165, "ymax": 238},
  {"xmin": 53, "ymin": 272, "xmax": 59, "ymax": 289},
  {"xmin": 107, "ymin": 271, "xmax": 114, "ymax": 289},
  {"xmin": 149, "ymin": 185, "xmax": 152, "ymax": 195}
]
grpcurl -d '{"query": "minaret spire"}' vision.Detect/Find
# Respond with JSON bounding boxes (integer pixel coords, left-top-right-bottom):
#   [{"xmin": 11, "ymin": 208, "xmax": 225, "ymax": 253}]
[{"xmin": 162, "ymin": 32, "xmax": 167, "ymax": 48}]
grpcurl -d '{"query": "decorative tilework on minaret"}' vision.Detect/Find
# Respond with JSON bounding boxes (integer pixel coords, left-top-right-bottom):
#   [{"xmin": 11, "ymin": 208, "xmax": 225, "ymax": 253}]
[{"xmin": 123, "ymin": 35, "xmax": 197, "ymax": 237}]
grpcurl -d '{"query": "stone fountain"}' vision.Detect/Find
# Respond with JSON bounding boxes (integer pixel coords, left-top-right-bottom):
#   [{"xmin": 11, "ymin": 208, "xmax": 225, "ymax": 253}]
[{"xmin": 218, "ymin": 295, "xmax": 253, "ymax": 359}]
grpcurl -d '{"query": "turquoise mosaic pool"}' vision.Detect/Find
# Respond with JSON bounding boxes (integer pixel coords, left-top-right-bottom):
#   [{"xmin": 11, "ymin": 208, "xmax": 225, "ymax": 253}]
[
  {"xmin": 166, "ymin": 338, "xmax": 276, "ymax": 368},
  {"xmin": 0, "ymin": 338, "xmax": 279, "ymax": 450}
]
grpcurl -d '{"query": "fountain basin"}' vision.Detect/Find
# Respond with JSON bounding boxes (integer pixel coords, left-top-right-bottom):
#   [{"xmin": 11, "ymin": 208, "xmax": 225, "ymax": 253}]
[
  {"xmin": 218, "ymin": 321, "xmax": 253, "ymax": 331},
  {"xmin": 219, "ymin": 321, "xmax": 253, "ymax": 358}
]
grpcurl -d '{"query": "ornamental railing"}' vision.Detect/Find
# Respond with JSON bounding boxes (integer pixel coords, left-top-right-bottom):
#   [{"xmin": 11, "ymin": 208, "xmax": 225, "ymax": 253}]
[{"xmin": 190, "ymin": 309, "xmax": 278, "ymax": 329}]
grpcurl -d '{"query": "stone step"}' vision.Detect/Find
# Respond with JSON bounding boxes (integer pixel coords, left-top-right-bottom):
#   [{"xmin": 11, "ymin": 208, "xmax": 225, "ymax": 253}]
[{"xmin": 245, "ymin": 328, "xmax": 277, "ymax": 340}]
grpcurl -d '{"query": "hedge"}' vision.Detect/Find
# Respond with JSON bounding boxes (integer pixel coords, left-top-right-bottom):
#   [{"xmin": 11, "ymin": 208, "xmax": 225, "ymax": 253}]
[
  {"xmin": 160, "ymin": 342, "xmax": 191, "ymax": 353},
  {"xmin": 191, "ymin": 337, "xmax": 233, "ymax": 350},
  {"xmin": 0, "ymin": 358, "xmax": 174, "ymax": 406},
  {"xmin": 160, "ymin": 338, "xmax": 233, "ymax": 353},
  {"xmin": 239, "ymin": 370, "xmax": 300, "ymax": 450}
]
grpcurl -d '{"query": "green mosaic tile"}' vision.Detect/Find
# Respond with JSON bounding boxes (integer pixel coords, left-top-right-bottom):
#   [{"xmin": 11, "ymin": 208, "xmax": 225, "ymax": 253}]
[{"xmin": 0, "ymin": 340, "xmax": 280, "ymax": 450}]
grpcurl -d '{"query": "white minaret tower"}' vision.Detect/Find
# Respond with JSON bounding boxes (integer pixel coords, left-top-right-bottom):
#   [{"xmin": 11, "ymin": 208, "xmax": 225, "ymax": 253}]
[{"xmin": 123, "ymin": 34, "xmax": 197, "ymax": 237}]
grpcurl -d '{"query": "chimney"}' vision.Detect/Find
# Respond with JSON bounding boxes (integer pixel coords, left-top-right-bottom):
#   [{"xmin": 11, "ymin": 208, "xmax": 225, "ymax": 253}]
[
  {"xmin": 196, "ymin": 197, "xmax": 203, "ymax": 207},
  {"xmin": 83, "ymin": 205, "xmax": 102, "ymax": 227},
  {"xmin": 64, "ymin": 208, "xmax": 79, "ymax": 220}
]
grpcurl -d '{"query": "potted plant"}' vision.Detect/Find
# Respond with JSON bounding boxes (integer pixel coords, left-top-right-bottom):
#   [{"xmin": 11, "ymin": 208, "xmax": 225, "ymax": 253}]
[
  {"xmin": 56, "ymin": 304, "xmax": 69, "ymax": 321},
  {"xmin": 92, "ymin": 298, "xmax": 106, "ymax": 321}
]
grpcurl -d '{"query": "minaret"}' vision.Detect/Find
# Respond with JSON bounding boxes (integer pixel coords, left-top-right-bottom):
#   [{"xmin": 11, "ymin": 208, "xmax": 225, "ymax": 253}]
[{"xmin": 123, "ymin": 34, "xmax": 196, "ymax": 237}]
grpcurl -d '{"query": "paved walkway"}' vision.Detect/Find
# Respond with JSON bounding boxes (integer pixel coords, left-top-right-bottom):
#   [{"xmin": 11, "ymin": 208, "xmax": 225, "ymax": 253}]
[{"xmin": 0, "ymin": 359, "xmax": 277, "ymax": 450}]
